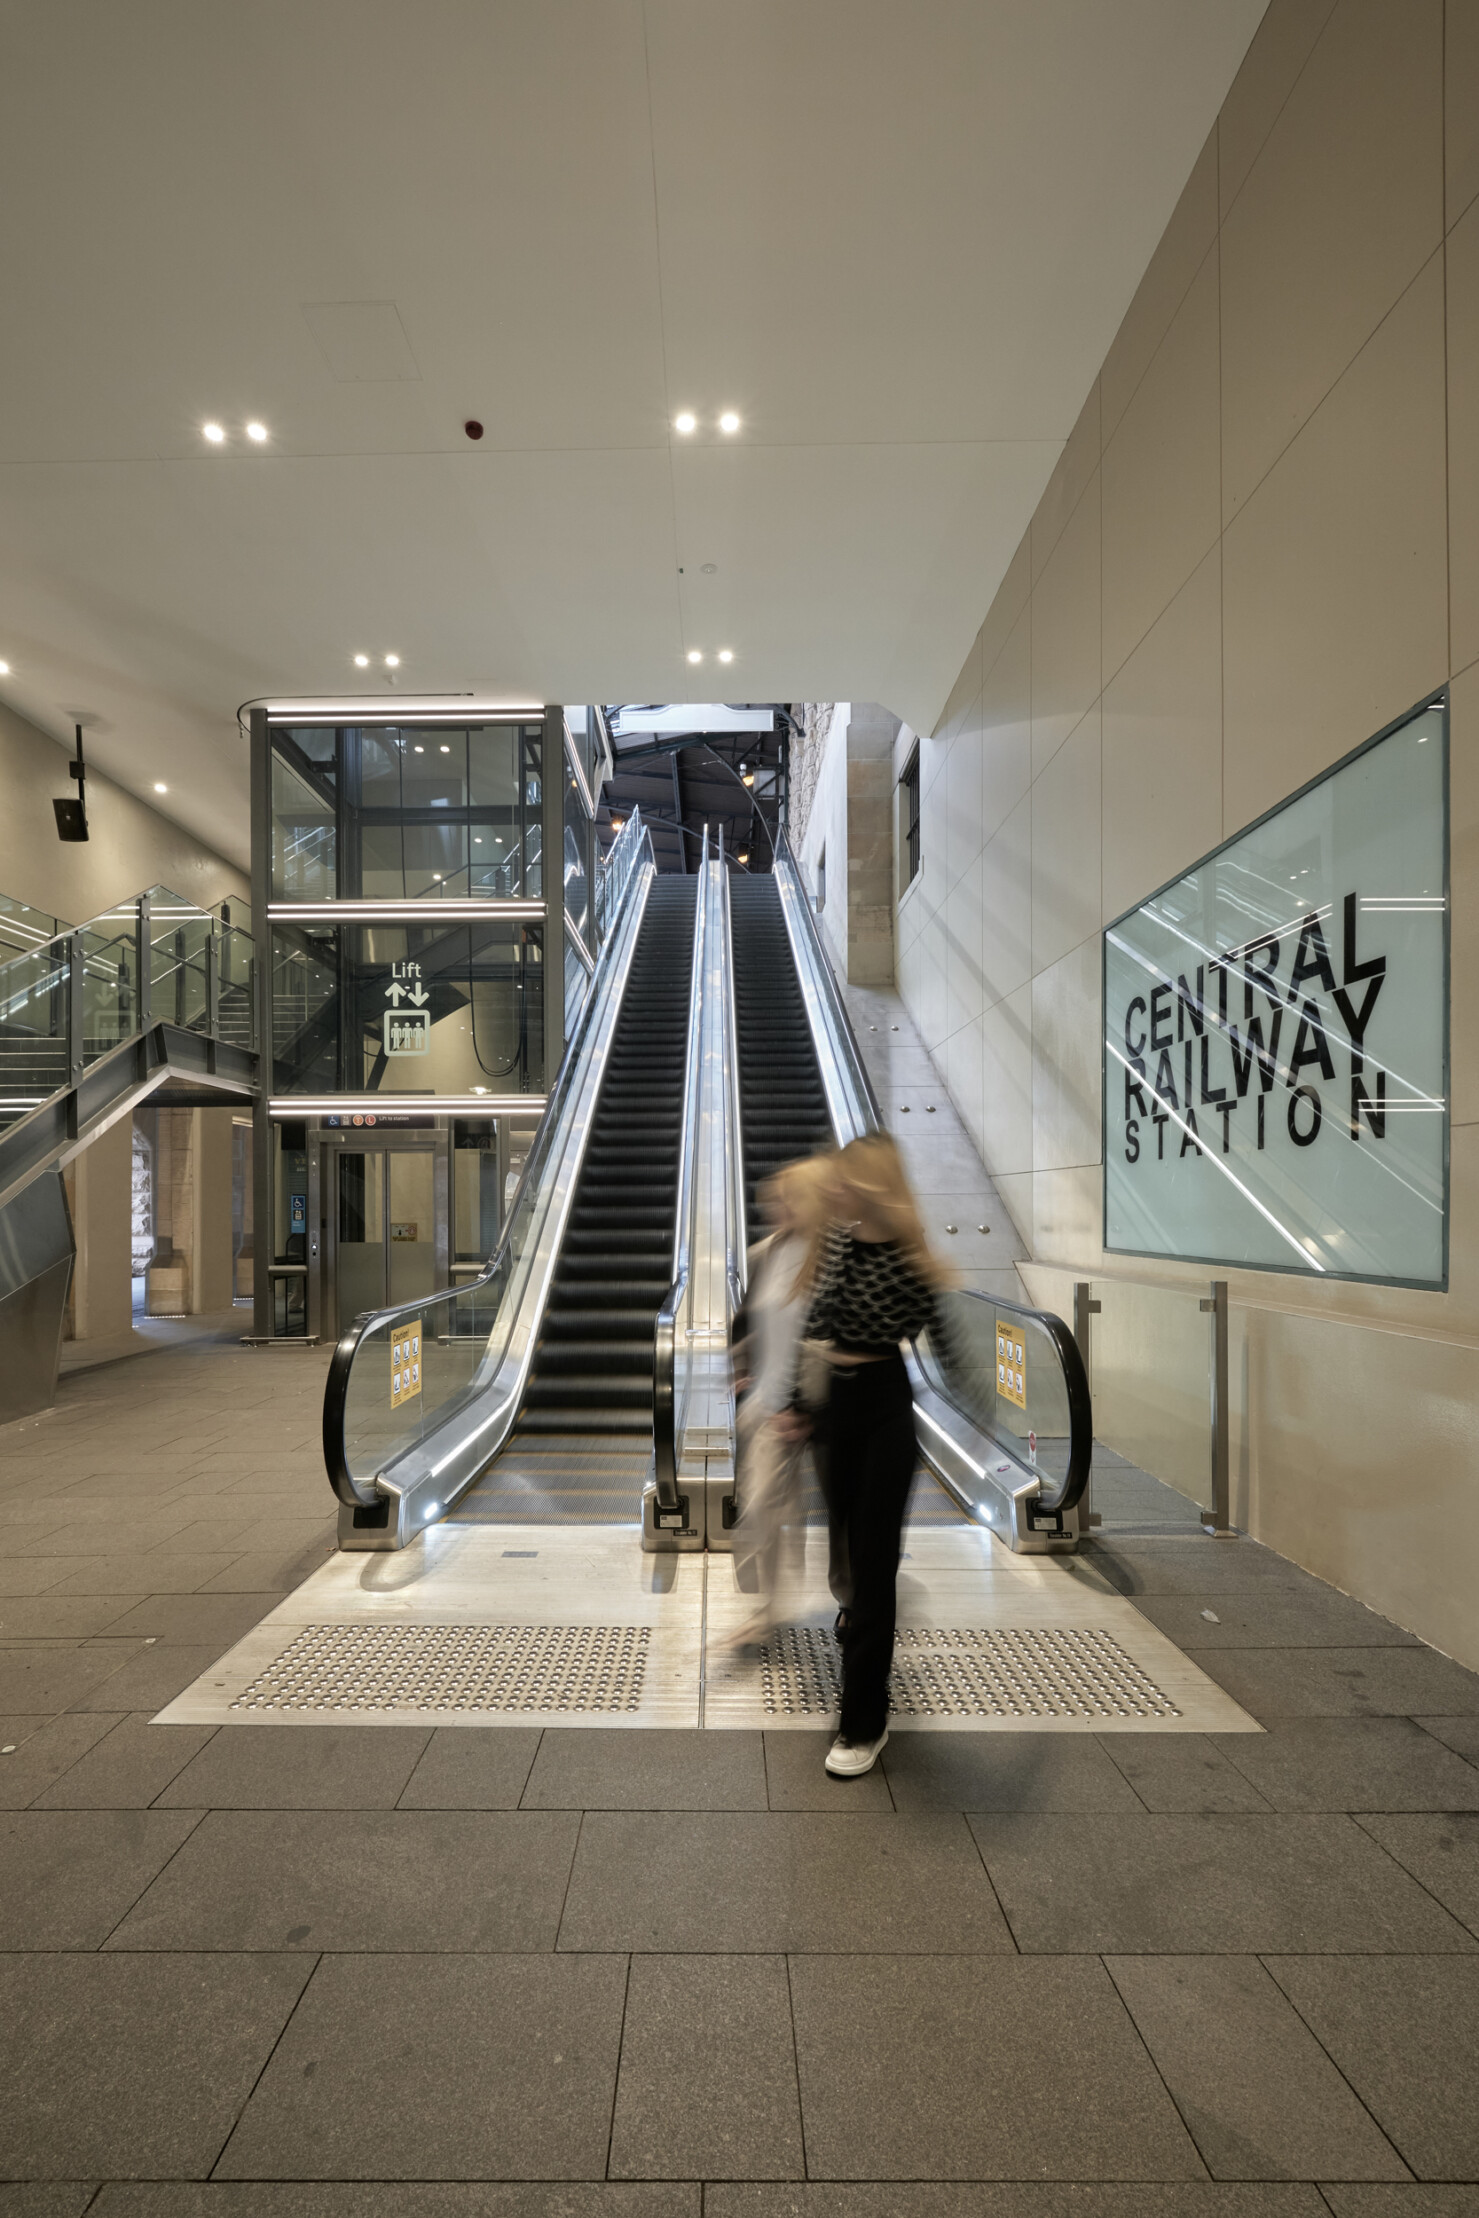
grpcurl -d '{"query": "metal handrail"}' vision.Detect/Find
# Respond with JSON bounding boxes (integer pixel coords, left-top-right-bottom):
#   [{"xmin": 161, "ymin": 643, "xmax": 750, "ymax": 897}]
[
  {"xmin": 321, "ymin": 808, "xmax": 656, "ymax": 1522},
  {"xmin": 653, "ymin": 826, "xmax": 711, "ymax": 1510},
  {"xmin": 772, "ymin": 826, "xmax": 1092, "ymax": 1526},
  {"xmin": 720, "ymin": 849, "xmax": 747, "ymax": 1311}
]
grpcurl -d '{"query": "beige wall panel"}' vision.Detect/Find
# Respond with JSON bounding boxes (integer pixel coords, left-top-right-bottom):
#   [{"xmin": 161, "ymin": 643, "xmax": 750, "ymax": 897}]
[
  {"xmin": 1222, "ymin": 253, "xmax": 1448, "ymax": 832},
  {"xmin": 979, "ymin": 529, "xmax": 1032, "ymax": 687},
  {"xmin": 1102, "ymin": 128, "xmax": 1220, "ymax": 445},
  {"xmin": 0, "ymin": 703, "xmax": 245, "ymax": 925},
  {"xmin": 67, "ymin": 1114, "xmax": 133, "ymax": 1343},
  {"xmin": 1217, "ymin": 0, "xmax": 1339, "ymax": 219},
  {"xmin": 933, "ymin": 629, "xmax": 983, "ymax": 745},
  {"xmin": 1243, "ymin": 1301, "xmax": 1479, "ymax": 1672},
  {"xmin": 940, "ymin": 871, "xmax": 984, "ymax": 1039},
  {"xmin": 1102, "ymin": 546, "xmax": 1225, "ymax": 924},
  {"xmin": 191, "ymin": 1108, "xmax": 235, "ymax": 1314},
  {"xmin": 979, "ymin": 792, "xmax": 1032, "ymax": 1009},
  {"xmin": 993, "ymin": 1170, "xmax": 1034, "ymax": 1256},
  {"xmin": 980, "ymin": 984, "xmax": 1034, "ymax": 1177},
  {"xmin": 1220, "ymin": 0, "xmax": 1443, "ymax": 521},
  {"xmin": 1032, "ymin": 937, "xmax": 1103, "ymax": 1174},
  {"xmin": 1448, "ymin": 0, "xmax": 1479, "ymax": 229},
  {"xmin": 1028, "ymin": 1164, "xmax": 1103, "ymax": 1269},
  {"xmin": 1102, "ymin": 246, "xmax": 1222, "ymax": 684},
  {"xmin": 1031, "ymin": 381, "xmax": 1101, "ymax": 583},
  {"xmin": 1450, "ymin": 665, "xmax": 1479, "ymax": 1129},
  {"xmin": 1030, "ymin": 704, "xmax": 1102, "ymax": 975},
  {"xmin": 979, "ymin": 605, "xmax": 1032, "ymax": 849},
  {"xmin": 1448, "ymin": 200, "xmax": 1479, "ymax": 677},
  {"xmin": 943, "ymin": 699, "xmax": 985, "ymax": 895},
  {"xmin": 1029, "ymin": 467, "xmax": 1100, "ymax": 781},
  {"xmin": 940, "ymin": 1019, "xmax": 983, "ymax": 1163}
]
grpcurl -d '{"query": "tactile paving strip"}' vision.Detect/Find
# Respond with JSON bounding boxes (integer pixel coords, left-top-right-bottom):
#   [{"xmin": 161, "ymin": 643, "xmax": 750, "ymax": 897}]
[
  {"xmin": 759, "ymin": 1624, "xmax": 1181, "ymax": 1720},
  {"xmin": 230, "ymin": 1622, "xmax": 650, "ymax": 1715}
]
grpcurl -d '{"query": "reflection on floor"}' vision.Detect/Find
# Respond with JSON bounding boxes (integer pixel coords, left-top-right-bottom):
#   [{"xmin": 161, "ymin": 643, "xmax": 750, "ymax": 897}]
[
  {"xmin": 158, "ymin": 1518, "xmax": 1258, "ymax": 1734},
  {"xmin": 1089, "ymin": 1439, "xmax": 1208, "ymax": 1535}
]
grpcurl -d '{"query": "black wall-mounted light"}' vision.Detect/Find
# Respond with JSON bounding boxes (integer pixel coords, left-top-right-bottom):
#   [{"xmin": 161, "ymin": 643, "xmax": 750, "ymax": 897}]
[{"xmin": 53, "ymin": 723, "xmax": 89, "ymax": 842}]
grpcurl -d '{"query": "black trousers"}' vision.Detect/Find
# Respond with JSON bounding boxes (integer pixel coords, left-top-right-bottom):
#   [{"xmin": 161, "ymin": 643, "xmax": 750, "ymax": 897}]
[{"xmin": 824, "ymin": 1352, "xmax": 916, "ymax": 1741}]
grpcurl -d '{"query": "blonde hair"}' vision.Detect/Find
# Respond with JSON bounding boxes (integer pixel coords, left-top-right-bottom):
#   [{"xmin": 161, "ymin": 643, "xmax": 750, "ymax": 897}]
[
  {"xmin": 831, "ymin": 1133, "xmax": 953, "ymax": 1290},
  {"xmin": 760, "ymin": 1150, "xmax": 836, "ymax": 1300}
]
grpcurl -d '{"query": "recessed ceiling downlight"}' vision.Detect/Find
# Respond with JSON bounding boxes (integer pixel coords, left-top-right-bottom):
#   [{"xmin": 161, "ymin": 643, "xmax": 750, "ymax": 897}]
[
  {"xmin": 384, "ymin": 654, "xmax": 400, "ymax": 668},
  {"xmin": 718, "ymin": 410, "xmax": 740, "ymax": 434},
  {"xmin": 718, "ymin": 648, "xmax": 734, "ymax": 664},
  {"xmin": 687, "ymin": 649, "xmax": 703, "ymax": 664},
  {"xmin": 245, "ymin": 421, "xmax": 268, "ymax": 442},
  {"xmin": 154, "ymin": 782, "xmax": 167, "ymax": 793},
  {"xmin": 673, "ymin": 411, "xmax": 697, "ymax": 436},
  {"xmin": 202, "ymin": 422, "xmax": 225, "ymax": 444},
  {"xmin": 354, "ymin": 654, "xmax": 369, "ymax": 668},
  {"xmin": 0, "ymin": 661, "xmax": 9, "ymax": 676}
]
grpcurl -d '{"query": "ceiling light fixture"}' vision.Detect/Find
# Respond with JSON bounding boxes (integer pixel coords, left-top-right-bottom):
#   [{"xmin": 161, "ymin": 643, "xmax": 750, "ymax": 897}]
[
  {"xmin": 414, "ymin": 744, "xmax": 424, "ymax": 753},
  {"xmin": 353, "ymin": 654, "xmax": 369, "ymax": 668},
  {"xmin": 440, "ymin": 743, "xmax": 450, "ymax": 753},
  {"xmin": 718, "ymin": 410, "xmax": 740, "ymax": 434},
  {"xmin": 718, "ymin": 648, "xmax": 734, "ymax": 664},
  {"xmin": 673, "ymin": 411, "xmax": 697, "ymax": 435},
  {"xmin": 154, "ymin": 782, "xmax": 168, "ymax": 793},
  {"xmin": 384, "ymin": 654, "xmax": 400, "ymax": 668},
  {"xmin": 687, "ymin": 649, "xmax": 703, "ymax": 665},
  {"xmin": 245, "ymin": 421, "xmax": 268, "ymax": 443},
  {"xmin": 202, "ymin": 422, "xmax": 225, "ymax": 444},
  {"xmin": 0, "ymin": 660, "xmax": 9, "ymax": 676}
]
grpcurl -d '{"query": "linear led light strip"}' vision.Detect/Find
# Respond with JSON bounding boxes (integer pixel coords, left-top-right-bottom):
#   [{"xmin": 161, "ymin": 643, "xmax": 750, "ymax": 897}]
[
  {"xmin": 268, "ymin": 902, "xmax": 543, "ymax": 923},
  {"xmin": 264, "ymin": 698, "xmax": 544, "ymax": 725},
  {"xmin": 269, "ymin": 1096, "xmax": 547, "ymax": 1117}
]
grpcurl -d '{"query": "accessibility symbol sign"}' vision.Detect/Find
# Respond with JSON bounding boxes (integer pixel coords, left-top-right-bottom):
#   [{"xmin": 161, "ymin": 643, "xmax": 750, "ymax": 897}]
[{"xmin": 384, "ymin": 962, "xmax": 430, "ymax": 1056}]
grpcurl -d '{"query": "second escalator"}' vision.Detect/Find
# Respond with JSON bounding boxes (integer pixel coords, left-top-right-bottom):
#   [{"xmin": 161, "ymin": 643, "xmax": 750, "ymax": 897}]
[{"xmin": 730, "ymin": 873, "xmax": 833, "ymax": 1221}]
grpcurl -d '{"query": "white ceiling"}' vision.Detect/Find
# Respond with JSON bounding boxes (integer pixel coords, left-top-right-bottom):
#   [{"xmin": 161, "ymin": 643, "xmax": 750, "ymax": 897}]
[{"xmin": 0, "ymin": 0, "xmax": 1265, "ymax": 872}]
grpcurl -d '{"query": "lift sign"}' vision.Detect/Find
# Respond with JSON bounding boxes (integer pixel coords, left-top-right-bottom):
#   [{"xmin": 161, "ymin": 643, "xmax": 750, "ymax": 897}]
[
  {"xmin": 385, "ymin": 961, "xmax": 431, "ymax": 1055},
  {"xmin": 391, "ymin": 1321, "xmax": 422, "ymax": 1409},
  {"xmin": 1103, "ymin": 699, "xmax": 1447, "ymax": 1285}
]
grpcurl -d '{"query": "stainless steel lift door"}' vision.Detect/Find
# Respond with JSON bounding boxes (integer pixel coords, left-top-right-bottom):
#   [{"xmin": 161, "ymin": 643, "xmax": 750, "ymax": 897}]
[{"xmin": 331, "ymin": 1144, "xmax": 440, "ymax": 1335}]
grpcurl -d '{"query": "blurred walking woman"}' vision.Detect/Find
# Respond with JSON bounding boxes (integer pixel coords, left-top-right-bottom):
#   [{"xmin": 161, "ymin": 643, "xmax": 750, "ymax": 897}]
[{"xmin": 803, "ymin": 1134, "xmax": 948, "ymax": 1777}]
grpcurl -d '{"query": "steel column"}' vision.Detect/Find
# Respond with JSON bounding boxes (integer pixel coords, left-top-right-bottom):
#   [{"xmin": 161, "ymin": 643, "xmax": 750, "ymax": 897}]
[{"xmin": 250, "ymin": 706, "xmax": 273, "ymax": 1339}]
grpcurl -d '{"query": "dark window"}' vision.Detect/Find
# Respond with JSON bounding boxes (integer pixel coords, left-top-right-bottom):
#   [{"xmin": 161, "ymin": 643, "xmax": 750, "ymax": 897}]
[{"xmin": 901, "ymin": 747, "xmax": 921, "ymax": 887}]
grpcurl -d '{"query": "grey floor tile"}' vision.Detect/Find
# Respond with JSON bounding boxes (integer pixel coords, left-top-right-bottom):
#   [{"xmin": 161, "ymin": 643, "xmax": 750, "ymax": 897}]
[
  {"xmin": 789, "ymin": 1954, "xmax": 1204, "ymax": 2178},
  {"xmin": 1099, "ymin": 1734, "xmax": 1274, "ymax": 1812},
  {"xmin": 0, "ymin": 1807, "xmax": 203, "ymax": 1946},
  {"xmin": 882, "ymin": 1730, "xmax": 1142, "ymax": 1811},
  {"xmin": 762, "ymin": 1730, "xmax": 893, "ymax": 1811},
  {"xmin": 399, "ymin": 1727, "xmax": 543, "ymax": 1808},
  {"xmin": 0, "ymin": 1643, "xmax": 133, "ymax": 1715},
  {"xmin": 108, "ymin": 1807, "xmax": 578, "ymax": 1951},
  {"xmin": 609, "ymin": 1954, "xmax": 803, "ymax": 2178},
  {"xmin": 523, "ymin": 1728, "xmax": 767, "ymax": 1810},
  {"xmin": 1267, "ymin": 1956, "xmax": 1479, "ymax": 2180},
  {"xmin": 0, "ymin": 1714, "xmax": 53, "ymax": 1750},
  {"xmin": 1357, "ymin": 1814, "xmax": 1479, "ymax": 1939},
  {"xmin": 1213, "ymin": 1719, "xmax": 1479, "ymax": 1813},
  {"xmin": 0, "ymin": 1713, "xmax": 120, "ymax": 1807},
  {"xmin": 1131, "ymin": 1589, "xmax": 1421, "ymax": 1648},
  {"xmin": 196, "ymin": 1547, "xmax": 335, "ymax": 1593},
  {"xmin": 1320, "ymin": 2191, "xmax": 1479, "ymax": 2215},
  {"xmin": 1417, "ymin": 1717, "xmax": 1479, "ymax": 1764},
  {"xmin": 90, "ymin": 2191, "xmax": 699, "ymax": 2217},
  {"xmin": 969, "ymin": 1812, "xmax": 1478, "ymax": 1953},
  {"xmin": 96, "ymin": 1592, "xmax": 283, "ymax": 1643},
  {"xmin": 706, "ymin": 2193, "xmax": 1333, "ymax": 2217},
  {"xmin": 216, "ymin": 1953, "xmax": 627, "ymax": 2180},
  {"xmin": 0, "ymin": 1950, "xmax": 312, "ymax": 2178},
  {"xmin": 158, "ymin": 1724, "xmax": 431, "ymax": 1808},
  {"xmin": 559, "ymin": 1811, "xmax": 1014, "ymax": 1953},
  {"xmin": 1186, "ymin": 1649, "xmax": 1479, "ymax": 1720},
  {"xmin": 0, "ymin": 2187, "xmax": 100, "ymax": 2215},
  {"xmin": 0, "ymin": 1561, "xmax": 75, "ymax": 1599},
  {"xmin": 72, "ymin": 1642, "xmax": 225, "ymax": 1711},
  {"xmin": 46, "ymin": 1554, "xmax": 242, "ymax": 1596},
  {"xmin": 0, "ymin": 1595, "xmax": 140, "ymax": 1638},
  {"xmin": 1106, "ymin": 1955, "xmax": 1410, "ymax": 2180},
  {"xmin": 34, "ymin": 1715, "xmax": 216, "ymax": 1807},
  {"xmin": 1088, "ymin": 1540, "xmax": 1316, "ymax": 1596}
]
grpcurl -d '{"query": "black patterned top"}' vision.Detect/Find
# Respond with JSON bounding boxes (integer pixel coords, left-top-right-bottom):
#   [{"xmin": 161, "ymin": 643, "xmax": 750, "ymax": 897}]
[{"xmin": 803, "ymin": 1225, "xmax": 937, "ymax": 1358}]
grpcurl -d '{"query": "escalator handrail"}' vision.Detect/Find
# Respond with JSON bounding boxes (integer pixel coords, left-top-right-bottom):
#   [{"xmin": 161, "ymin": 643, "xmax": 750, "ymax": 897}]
[
  {"xmin": 921, "ymin": 1287, "xmax": 1093, "ymax": 1518},
  {"xmin": 653, "ymin": 828, "xmax": 711, "ymax": 1511},
  {"xmin": 322, "ymin": 808, "xmax": 656, "ymax": 1512},
  {"xmin": 720, "ymin": 850, "xmax": 747, "ymax": 1309},
  {"xmin": 772, "ymin": 827, "xmax": 1093, "ymax": 1523}
]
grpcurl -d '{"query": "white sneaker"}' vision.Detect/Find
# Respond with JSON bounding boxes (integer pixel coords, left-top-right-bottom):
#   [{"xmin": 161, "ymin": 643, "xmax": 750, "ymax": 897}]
[{"xmin": 825, "ymin": 1728, "xmax": 889, "ymax": 1778}]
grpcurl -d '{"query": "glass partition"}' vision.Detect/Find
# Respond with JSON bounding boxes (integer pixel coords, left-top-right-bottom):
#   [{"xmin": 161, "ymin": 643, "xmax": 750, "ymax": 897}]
[
  {"xmin": 1085, "ymin": 1276, "xmax": 1214, "ymax": 1524},
  {"xmin": 0, "ymin": 893, "xmax": 69, "ymax": 959}
]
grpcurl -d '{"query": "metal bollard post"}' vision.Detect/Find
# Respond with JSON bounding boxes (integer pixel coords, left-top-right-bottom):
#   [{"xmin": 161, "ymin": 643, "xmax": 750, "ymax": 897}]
[{"xmin": 1198, "ymin": 1280, "xmax": 1234, "ymax": 1535}]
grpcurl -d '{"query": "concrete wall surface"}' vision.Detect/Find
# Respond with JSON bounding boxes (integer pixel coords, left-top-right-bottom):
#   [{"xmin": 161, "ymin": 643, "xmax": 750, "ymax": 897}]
[
  {"xmin": 894, "ymin": 0, "xmax": 1479, "ymax": 1666},
  {"xmin": 0, "ymin": 698, "xmax": 246, "ymax": 922},
  {"xmin": 65, "ymin": 1114, "xmax": 133, "ymax": 1343},
  {"xmin": 795, "ymin": 702, "xmax": 900, "ymax": 986}
]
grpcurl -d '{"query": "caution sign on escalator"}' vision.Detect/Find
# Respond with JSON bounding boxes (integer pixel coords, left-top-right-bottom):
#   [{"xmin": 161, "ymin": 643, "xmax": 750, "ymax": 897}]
[
  {"xmin": 391, "ymin": 1320, "xmax": 423, "ymax": 1409},
  {"xmin": 996, "ymin": 1319, "xmax": 1026, "ymax": 1411}
]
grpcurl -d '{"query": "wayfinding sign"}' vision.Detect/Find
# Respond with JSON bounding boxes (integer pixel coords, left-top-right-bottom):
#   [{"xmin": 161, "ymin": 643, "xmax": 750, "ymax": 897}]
[
  {"xmin": 1103, "ymin": 697, "xmax": 1447, "ymax": 1286},
  {"xmin": 384, "ymin": 961, "xmax": 430, "ymax": 1056}
]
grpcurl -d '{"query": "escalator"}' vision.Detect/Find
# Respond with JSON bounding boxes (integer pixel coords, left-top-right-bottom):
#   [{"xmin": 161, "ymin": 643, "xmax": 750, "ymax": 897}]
[
  {"xmin": 451, "ymin": 875, "xmax": 695, "ymax": 1520},
  {"xmin": 730, "ymin": 875, "xmax": 832, "ymax": 1219}
]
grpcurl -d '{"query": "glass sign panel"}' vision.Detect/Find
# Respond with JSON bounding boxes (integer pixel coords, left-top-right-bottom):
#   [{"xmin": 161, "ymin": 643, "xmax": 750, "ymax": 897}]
[{"xmin": 1103, "ymin": 699, "xmax": 1447, "ymax": 1286}]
